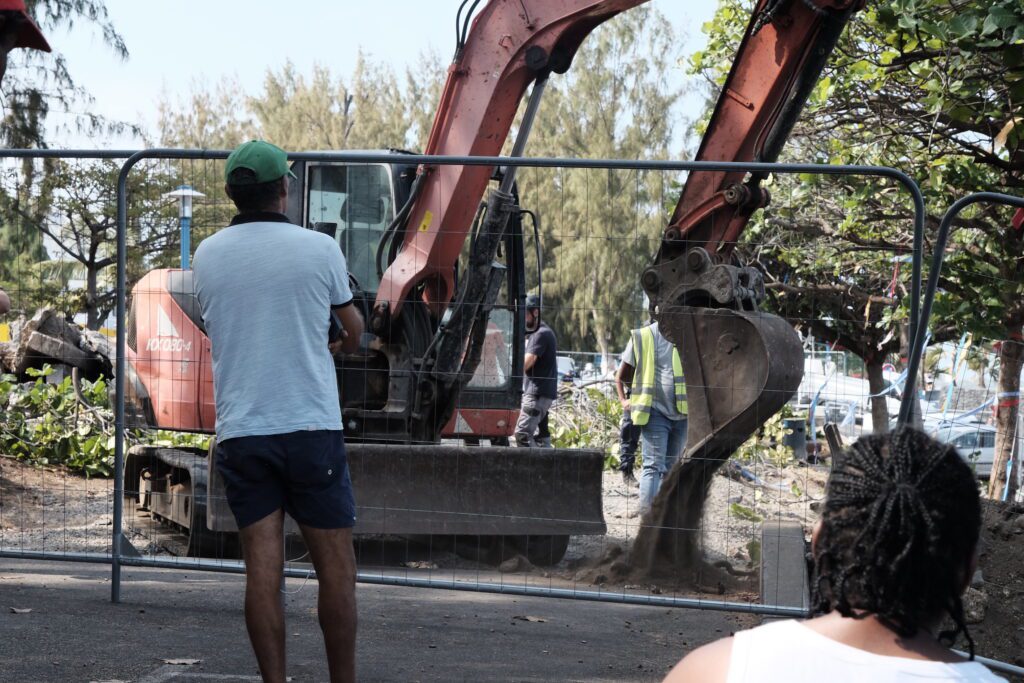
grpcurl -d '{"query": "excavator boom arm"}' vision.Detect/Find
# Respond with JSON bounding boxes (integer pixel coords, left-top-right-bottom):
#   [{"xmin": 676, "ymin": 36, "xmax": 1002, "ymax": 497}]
[
  {"xmin": 665, "ymin": 0, "xmax": 863, "ymax": 257},
  {"xmin": 632, "ymin": 0, "xmax": 864, "ymax": 575},
  {"xmin": 372, "ymin": 0, "xmax": 647, "ymax": 331}
]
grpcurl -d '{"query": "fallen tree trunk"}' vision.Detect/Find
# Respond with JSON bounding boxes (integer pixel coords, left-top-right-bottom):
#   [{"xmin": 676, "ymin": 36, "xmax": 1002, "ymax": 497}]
[{"xmin": 0, "ymin": 309, "xmax": 112, "ymax": 380}]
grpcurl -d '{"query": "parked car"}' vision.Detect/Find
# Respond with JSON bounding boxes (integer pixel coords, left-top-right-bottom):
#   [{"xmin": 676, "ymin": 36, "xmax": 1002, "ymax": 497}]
[
  {"xmin": 932, "ymin": 422, "xmax": 996, "ymax": 478},
  {"xmin": 556, "ymin": 355, "xmax": 578, "ymax": 383}
]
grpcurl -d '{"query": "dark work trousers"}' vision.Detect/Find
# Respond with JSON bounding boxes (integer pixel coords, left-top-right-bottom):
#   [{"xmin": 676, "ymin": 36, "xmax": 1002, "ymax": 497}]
[{"xmin": 618, "ymin": 408, "xmax": 641, "ymax": 472}]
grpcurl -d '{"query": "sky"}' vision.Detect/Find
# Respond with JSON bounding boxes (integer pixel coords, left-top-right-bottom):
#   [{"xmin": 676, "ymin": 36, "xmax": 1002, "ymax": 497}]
[{"xmin": 44, "ymin": 0, "xmax": 718, "ymax": 149}]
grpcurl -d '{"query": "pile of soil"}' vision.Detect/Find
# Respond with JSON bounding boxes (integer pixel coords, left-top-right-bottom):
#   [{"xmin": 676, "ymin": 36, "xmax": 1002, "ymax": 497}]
[{"xmin": 967, "ymin": 500, "xmax": 1024, "ymax": 679}]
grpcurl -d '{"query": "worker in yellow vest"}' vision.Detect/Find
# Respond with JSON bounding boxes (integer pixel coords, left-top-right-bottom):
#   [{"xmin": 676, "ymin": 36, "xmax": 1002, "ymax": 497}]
[{"xmin": 615, "ymin": 320, "xmax": 687, "ymax": 514}]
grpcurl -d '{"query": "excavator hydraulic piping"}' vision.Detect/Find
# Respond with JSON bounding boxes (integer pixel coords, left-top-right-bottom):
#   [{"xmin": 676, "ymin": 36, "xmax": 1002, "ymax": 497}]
[{"xmin": 500, "ymin": 75, "xmax": 550, "ymax": 194}]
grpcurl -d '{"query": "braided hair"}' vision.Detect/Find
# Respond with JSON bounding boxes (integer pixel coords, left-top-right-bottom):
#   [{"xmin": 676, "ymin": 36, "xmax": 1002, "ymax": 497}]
[{"xmin": 811, "ymin": 427, "xmax": 981, "ymax": 657}]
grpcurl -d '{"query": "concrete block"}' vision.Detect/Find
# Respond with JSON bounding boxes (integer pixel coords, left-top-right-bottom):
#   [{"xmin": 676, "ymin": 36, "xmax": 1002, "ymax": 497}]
[{"xmin": 760, "ymin": 518, "xmax": 809, "ymax": 613}]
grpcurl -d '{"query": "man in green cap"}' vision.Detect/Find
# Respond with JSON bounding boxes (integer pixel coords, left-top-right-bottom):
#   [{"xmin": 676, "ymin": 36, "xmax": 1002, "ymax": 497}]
[{"xmin": 193, "ymin": 140, "xmax": 364, "ymax": 683}]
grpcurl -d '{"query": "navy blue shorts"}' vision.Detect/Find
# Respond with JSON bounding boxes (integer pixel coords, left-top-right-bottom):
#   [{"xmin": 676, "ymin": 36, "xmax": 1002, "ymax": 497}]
[{"xmin": 215, "ymin": 430, "xmax": 356, "ymax": 530}]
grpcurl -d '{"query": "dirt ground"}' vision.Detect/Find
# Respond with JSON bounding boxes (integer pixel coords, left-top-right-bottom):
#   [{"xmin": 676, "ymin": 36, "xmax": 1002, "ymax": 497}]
[
  {"xmin": 3, "ymin": 453, "xmax": 1021, "ymax": 678},
  {"xmin": 969, "ymin": 500, "xmax": 1024, "ymax": 679},
  {"xmin": 0, "ymin": 451, "xmax": 826, "ymax": 586},
  {"xmin": 0, "ymin": 454, "xmax": 115, "ymax": 553}
]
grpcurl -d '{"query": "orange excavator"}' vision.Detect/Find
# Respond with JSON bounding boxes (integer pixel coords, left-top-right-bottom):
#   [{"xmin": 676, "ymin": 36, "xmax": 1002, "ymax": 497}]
[{"xmin": 122, "ymin": 0, "xmax": 862, "ymax": 569}]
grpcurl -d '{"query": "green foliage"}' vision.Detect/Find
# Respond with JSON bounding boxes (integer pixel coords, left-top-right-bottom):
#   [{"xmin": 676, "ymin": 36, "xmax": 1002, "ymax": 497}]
[
  {"xmin": 150, "ymin": 430, "xmax": 211, "ymax": 452},
  {"xmin": 695, "ymin": 0, "xmax": 1024, "ymax": 436},
  {"xmin": 1, "ymin": 2, "xmax": 133, "ymax": 289},
  {"xmin": 0, "ymin": 159, "xmax": 180, "ymax": 326},
  {"xmin": 734, "ymin": 405, "xmax": 799, "ymax": 468},
  {"xmin": 3, "ymin": 1, "xmax": 129, "ymax": 149},
  {"xmin": 0, "ymin": 364, "xmax": 211, "ymax": 478},
  {"xmin": 0, "ymin": 366, "xmax": 115, "ymax": 476},
  {"xmin": 158, "ymin": 51, "xmax": 445, "ymax": 153},
  {"xmin": 728, "ymin": 502, "xmax": 763, "ymax": 523},
  {"xmin": 521, "ymin": 6, "xmax": 685, "ymax": 354},
  {"xmin": 549, "ymin": 387, "xmax": 624, "ymax": 470},
  {"xmin": 746, "ymin": 538, "xmax": 762, "ymax": 564}
]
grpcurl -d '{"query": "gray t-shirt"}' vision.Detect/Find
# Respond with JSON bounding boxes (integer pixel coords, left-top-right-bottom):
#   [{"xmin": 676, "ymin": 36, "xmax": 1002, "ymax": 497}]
[
  {"xmin": 621, "ymin": 321, "xmax": 685, "ymax": 421},
  {"xmin": 193, "ymin": 214, "xmax": 353, "ymax": 441}
]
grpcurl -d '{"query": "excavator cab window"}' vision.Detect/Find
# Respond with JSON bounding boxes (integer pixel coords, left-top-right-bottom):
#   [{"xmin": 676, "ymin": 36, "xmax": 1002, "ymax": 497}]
[
  {"xmin": 466, "ymin": 285, "xmax": 514, "ymax": 391},
  {"xmin": 305, "ymin": 163, "xmax": 395, "ymax": 291}
]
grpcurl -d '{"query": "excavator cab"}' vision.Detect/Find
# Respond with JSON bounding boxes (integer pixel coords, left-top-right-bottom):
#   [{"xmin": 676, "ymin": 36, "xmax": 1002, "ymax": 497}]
[{"xmin": 285, "ymin": 156, "xmax": 528, "ymax": 444}]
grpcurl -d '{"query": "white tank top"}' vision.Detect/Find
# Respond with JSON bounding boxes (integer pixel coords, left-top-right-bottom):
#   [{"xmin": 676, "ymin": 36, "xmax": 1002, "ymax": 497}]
[{"xmin": 727, "ymin": 620, "xmax": 1006, "ymax": 682}]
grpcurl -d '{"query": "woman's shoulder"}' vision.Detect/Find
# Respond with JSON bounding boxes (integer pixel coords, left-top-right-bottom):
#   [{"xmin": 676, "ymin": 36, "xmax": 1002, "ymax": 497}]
[{"xmin": 662, "ymin": 635, "xmax": 734, "ymax": 683}]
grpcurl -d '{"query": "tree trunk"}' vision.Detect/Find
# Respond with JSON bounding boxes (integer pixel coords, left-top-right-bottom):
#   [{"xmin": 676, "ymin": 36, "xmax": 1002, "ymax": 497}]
[
  {"xmin": 86, "ymin": 268, "xmax": 99, "ymax": 331},
  {"xmin": 865, "ymin": 357, "xmax": 890, "ymax": 434},
  {"xmin": 988, "ymin": 333, "xmax": 1023, "ymax": 500}
]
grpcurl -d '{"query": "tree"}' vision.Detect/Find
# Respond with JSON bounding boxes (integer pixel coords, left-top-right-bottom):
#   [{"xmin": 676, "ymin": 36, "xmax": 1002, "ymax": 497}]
[
  {"xmin": 158, "ymin": 52, "xmax": 445, "ymax": 152},
  {"xmin": 1, "ymin": 0, "xmax": 131, "ymax": 317},
  {"xmin": 695, "ymin": 0, "xmax": 1022, "ymax": 463},
  {"xmin": 2, "ymin": 1, "xmax": 129, "ymax": 148},
  {"xmin": 1, "ymin": 160, "xmax": 178, "ymax": 328},
  {"xmin": 156, "ymin": 53, "xmax": 446, "ymax": 249},
  {"xmin": 517, "ymin": 5, "xmax": 684, "ymax": 357}
]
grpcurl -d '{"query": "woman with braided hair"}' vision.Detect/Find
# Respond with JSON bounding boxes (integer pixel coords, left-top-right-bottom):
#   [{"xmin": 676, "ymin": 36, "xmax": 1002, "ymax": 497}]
[{"xmin": 664, "ymin": 427, "xmax": 1005, "ymax": 682}]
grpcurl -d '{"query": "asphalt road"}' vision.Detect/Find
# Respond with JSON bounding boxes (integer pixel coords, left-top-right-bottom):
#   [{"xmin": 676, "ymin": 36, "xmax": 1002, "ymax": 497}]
[{"xmin": 0, "ymin": 559, "xmax": 752, "ymax": 682}]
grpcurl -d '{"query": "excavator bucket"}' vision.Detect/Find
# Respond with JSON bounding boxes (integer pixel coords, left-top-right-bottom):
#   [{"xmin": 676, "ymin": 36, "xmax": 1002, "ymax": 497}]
[{"xmin": 630, "ymin": 305, "xmax": 803, "ymax": 577}]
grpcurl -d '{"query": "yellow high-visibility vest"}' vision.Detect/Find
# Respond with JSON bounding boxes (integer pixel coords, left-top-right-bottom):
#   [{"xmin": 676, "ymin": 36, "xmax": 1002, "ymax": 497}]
[{"xmin": 629, "ymin": 325, "xmax": 687, "ymax": 426}]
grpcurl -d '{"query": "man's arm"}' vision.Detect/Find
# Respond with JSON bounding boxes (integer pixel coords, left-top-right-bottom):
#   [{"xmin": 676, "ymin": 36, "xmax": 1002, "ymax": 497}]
[
  {"xmin": 524, "ymin": 352, "xmax": 539, "ymax": 372},
  {"xmin": 331, "ymin": 305, "xmax": 364, "ymax": 354},
  {"xmin": 0, "ymin": 288, "xmax": 9, "ymax": 316},
  {"xmin": 615, "ymin": 362, "xmax": 634, "ymax": 409},
  {"xmin": 523, "ymin": 327, "xmax": 553, "ymax": 374}
]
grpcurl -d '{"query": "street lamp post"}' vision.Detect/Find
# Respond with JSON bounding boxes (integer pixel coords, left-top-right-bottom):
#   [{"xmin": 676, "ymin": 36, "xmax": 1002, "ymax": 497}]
[{"xmin": 163, "ymin": 185, "xmax": 206, "ymax": 270}]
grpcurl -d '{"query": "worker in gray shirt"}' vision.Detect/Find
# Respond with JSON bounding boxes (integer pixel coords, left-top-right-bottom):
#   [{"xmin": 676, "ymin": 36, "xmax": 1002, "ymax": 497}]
[
  {"xmin": 615, "ymin": 320, "xmax": 687, "ymax": 514},
  {"xmin": 516, "ymin": 293, "xmax": 558, "ymax": 447}
]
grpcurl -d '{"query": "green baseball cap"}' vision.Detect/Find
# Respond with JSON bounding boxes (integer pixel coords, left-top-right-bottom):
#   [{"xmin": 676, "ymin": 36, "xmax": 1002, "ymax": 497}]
[{"xmin": 224, "ymin": 140, "xmax": 297, "ymax": 185}]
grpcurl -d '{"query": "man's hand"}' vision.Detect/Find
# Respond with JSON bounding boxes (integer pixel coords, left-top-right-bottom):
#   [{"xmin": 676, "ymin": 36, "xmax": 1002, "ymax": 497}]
[
  {"xmin": 328, "ymin": 328, "xmax": 349, "ymax": 355},
  {"xmin": 333, "ymin": 304, "xmax": 365, "ymax": 354},
  {"xmin": 615, "ymin": 361, "xmax": 635, "ymax": 412}
]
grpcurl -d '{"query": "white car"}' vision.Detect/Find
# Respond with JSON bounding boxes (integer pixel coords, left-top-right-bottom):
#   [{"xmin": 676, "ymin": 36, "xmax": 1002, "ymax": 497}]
[{"xmin": 932, "ymin": 422, "xmax": 996, "ymax": 478}]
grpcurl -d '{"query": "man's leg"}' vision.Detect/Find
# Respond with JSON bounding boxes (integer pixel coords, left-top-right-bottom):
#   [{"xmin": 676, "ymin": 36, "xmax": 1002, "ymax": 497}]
[
  {"xmin": 239, "ymin": 510, "xmax": 286, "ymax": 683},
  {"xmin": 515, "ymin": 393, "xmax": 543, "ymax": 447},
  {"xmin": 619, "ymin": 409, "xmax": 640, "ymax": 483},
  {"xmin": 536, "ymin": 412, "xmax": 552, "ymax": 448},
  {"xmin": 638, "ymin": 411, "xmax": 670, "ymax": 513},
  {"xmin": 300, "ymin": 525, "xmax": 357, "ymax": 683},
  {"xmin": 666, "ymin": 417, "xmax": 688, "ymax": 473}
]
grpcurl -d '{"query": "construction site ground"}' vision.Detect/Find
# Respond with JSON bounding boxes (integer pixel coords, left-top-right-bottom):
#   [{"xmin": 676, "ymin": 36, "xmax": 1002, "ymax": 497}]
[
  {"xmin": 2, "ymin": 456, "xmax": 1022, "ymax": 681},
  {"xmin": 0, "ymin": 557, "xmax": 755, "ymax": 683}
]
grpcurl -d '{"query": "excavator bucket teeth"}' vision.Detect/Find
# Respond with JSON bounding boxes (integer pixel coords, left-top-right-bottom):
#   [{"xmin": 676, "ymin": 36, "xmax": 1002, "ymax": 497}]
[
  {"xmin": 630, "ymin": 306, "xmax": 803, "ymax": 576},
  {"xmin": 208, "ymin": 444, "xmax": 607, "ymax": 537}
]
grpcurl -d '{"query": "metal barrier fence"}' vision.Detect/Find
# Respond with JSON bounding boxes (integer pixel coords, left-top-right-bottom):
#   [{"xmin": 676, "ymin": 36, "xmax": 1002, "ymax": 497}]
[
  {"xmin": 0, "ymin": 148, "xmax": 923, "ymax": 609},
  {"xmin": 9, "ymin": 148, "xmax": 1024, "ymax": 678}
]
